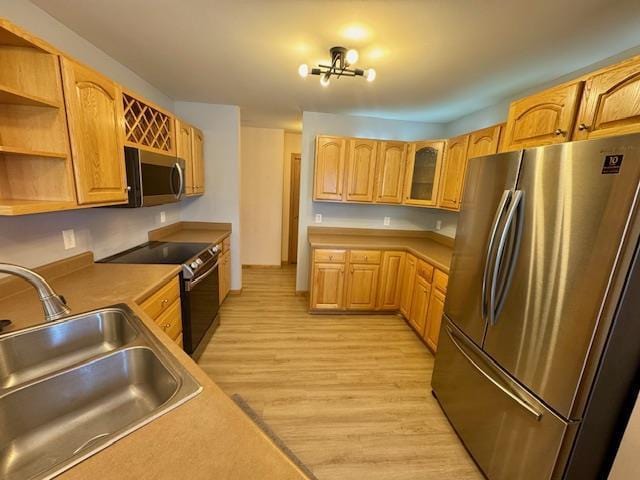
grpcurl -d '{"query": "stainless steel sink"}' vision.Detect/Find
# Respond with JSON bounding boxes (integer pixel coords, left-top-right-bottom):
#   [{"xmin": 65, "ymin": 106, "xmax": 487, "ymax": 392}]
[{"xmin": 0, "ymin": 305, "xmax": 202, "ymax": 480}]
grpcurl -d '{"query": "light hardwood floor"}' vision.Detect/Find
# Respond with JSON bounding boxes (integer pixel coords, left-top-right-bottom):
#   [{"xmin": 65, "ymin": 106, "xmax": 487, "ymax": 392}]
[{"xmin": 199, "ymin": 266, "xmax": 483, "ymax": 480}]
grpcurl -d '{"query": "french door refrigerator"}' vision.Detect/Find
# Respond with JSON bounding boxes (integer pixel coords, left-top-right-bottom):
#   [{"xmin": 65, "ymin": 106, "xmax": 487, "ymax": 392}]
[{"xmin": 432, "ymin": 133, "xmax": 640, "ymax": 480}]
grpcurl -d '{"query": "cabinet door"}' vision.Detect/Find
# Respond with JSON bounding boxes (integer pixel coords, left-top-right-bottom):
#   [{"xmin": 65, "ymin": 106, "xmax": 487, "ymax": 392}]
[
  {"xmin": 438, "ymin": 135, "xmax": 469, "ymax": 210},
  {"xmin": 404, "ymin": 141, "xmax": 445, "ymax": 206},
  {"xmin": 61, "ymin": 58, "xmax": 127, "ymax": 205},
  {"xmin": 314, "ymin": 136, "xmax": 346, "ymax": 201},
  {"xmin": 408, "ymin": 276, "xmax": 431, "ymax": 335},
  {"xmin": 311, "ymin": 262, "xmax": 346, "ymax": 310},
  {"xmin": 502, "ymin": 81, "xmax": 584, "ymax": 151},
  {"xmin": 467, "ymin": 124, "xmax": 503, "ymax": 159},
  {"xmin": 424, "ymin": 287, "xmax": 445, "ymax": 352},
  {"xmin": 219, "ymin": 251, "xmax": 231, "ymax": 302},
  {"xmin": 345, "ymin": 138, "xmax": 377, "ymax": 202},
  {"xmin": 192, "ymin": 126, "xmax": 205, "ymax": 194},
  {"xmin": 377, "ymin": 251, "xmax": 406, "ymax": 310},
  {"xmin": 399, "ymin": 254, "xmax": 417, "ymax": 317},
  {"xmin": 346, "ymin": 263, "xmax": 380, "ymax": 310},
  {"xmin": 375, "ymin": 141, "xmax": 407, "ymax": 204},
  {"xmin": 574, "ymin": 57, "xmax": 640, "ymax": 140},
  {"xmin": 176, "ymin": 119, "xmax": 194, "ymax": 194}
]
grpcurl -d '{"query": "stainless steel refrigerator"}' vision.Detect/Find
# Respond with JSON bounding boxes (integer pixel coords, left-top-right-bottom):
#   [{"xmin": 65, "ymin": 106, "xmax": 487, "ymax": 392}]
[{"xmin": 432, "ymin": 133, "xmax": 640, "ymax": 480}]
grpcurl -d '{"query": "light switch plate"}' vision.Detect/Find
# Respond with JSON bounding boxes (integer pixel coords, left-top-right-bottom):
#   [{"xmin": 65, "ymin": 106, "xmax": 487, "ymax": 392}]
[
  {"xmin": 315, "ymin": 213, "xmax": 322, "ymax": 223},
  {"xmin": 383, "ymin": 216, "xmax": 391, "ymax": 226},
  {"xmin": 62, "ymin": 229, "xmax": 76, "ymax": 250},
  {"xmin": 160, "ymin": 211, "xmax": 166, "ymax": 223}
]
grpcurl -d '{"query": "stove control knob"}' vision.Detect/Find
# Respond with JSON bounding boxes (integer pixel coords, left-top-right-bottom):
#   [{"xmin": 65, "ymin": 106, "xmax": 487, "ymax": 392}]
[
  {"xmin": 190, "ymin": 261, "xmax": 198, "ymax": 269},
  {"xmin": 196, "ymin": 258, "xmax": 203, "ymax": 265}
]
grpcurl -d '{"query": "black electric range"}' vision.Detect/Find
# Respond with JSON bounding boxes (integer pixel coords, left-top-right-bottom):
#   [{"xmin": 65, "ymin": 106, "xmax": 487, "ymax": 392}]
[{"xmin": 101, "ymin": 241, "xmax": 221, "ymax": 358}]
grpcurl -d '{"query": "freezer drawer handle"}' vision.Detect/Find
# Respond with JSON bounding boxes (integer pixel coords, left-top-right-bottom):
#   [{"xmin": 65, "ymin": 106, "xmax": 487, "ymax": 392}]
[
  {"xmin": 482, "ymin": 190, "xmax": 511, "ymax": 323},
  {"xmin": 445, "ymin": 326, "xmax": 543, "ymax": 421}
]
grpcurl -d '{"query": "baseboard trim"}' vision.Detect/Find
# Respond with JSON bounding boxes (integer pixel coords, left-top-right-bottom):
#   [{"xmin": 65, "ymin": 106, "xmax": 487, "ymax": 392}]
[
  {"xmin": 229, "ymin": 289, "xmax": 242, "ymax": 295},
  {"xmin": 295, "ymin": 290, "xmax": 309, "ymax": 297},
  {"xmin": 243, "ymin": 264, "xmax": 282, "ymax": 269}
]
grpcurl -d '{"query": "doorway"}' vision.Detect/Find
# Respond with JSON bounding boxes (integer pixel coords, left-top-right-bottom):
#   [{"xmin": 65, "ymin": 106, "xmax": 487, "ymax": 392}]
[{"xmin": 288, "ymin": 154, "xmax": 301, "ymax": 263}]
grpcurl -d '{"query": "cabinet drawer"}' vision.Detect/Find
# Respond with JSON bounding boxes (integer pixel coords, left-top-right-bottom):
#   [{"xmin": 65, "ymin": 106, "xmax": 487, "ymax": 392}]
[
  {"xmin": 416, "ymin": 259, "xmax": 434, "ymax": 283},
  {"xmin": 314, "ymin": 249, "xmax": 346, "ymax": 263},
  {"xmin": 155, "ymin": 298, "xmax": 182, "ymax": 341},
  {"xmin": 349, "ymin": 250, "xmax": 381, "ymax": 264},
  {"xmin": 139, "ymin": 276, "xmax": 181, "ymax": 320},
  {"xmin": 434, "ymin": 269, "xmax": 448, "ymax": 293}
]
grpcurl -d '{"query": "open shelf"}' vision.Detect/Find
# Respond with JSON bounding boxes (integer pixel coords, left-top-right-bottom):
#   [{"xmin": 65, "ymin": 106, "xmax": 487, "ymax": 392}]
[
  {"xmin": 0, "ymin": 20, "xmax": 51, "ymax": 52},
  {"xmin": 0, "ymin": 146, "xmax": 67, "ymax": 159},
  {"xmin": 0, "ymin": 85, "xmax": 61, "ymax": 108},
  {"xmin": 0, "ymin": 199, "xmax": 79, "ymax": 216}
]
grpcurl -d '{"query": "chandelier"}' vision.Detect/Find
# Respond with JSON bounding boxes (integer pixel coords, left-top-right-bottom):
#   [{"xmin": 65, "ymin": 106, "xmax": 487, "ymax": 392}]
[{"xmin": 298, "ymin": 46, "xmax": 376, "ymax": 87}]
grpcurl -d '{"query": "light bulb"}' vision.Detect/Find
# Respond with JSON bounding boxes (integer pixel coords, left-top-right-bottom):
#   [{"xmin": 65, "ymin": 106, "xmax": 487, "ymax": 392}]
[
  {"xmin": 366, "ymin": 68, "xmax": 376, "ymax": 82},
  {"xmin": 346, "ymin": 49, "xmax": 359, "ymax": 65},
  {"xmin": 320, "ymin": 75, "xmax": 330, "ymax": 87},
  {"xmin": 298, "ymin": 64, "xmax": 309, "ymax": 78}
]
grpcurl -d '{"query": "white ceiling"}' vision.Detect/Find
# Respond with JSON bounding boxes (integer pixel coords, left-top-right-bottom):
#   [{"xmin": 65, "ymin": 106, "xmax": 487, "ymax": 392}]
[{"xmin": 32, "ymin": 0, "xmax": 640, "ymax": 131}]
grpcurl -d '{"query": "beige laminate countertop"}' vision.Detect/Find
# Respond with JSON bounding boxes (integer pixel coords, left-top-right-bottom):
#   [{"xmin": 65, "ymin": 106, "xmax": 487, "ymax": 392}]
[
  {"xmin": 308, "ymin": 228, "xmax": 454, "ymax": 273},
  {"xmin": 148, "ymin": 221, "xmax": 231, "ymax": 245},
  {"xmin": 0, "ymin": 255, "xmax": 308, "ymax": 480}
]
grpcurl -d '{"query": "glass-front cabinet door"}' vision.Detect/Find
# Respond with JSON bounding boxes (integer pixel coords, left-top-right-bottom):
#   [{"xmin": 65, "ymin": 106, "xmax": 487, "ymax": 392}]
[{"xmin": 404, "ymin": 140, "xmax": 445, "ymax": 206}]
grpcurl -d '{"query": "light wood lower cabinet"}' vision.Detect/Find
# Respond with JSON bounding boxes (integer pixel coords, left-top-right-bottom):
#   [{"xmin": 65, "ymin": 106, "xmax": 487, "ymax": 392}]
[
  {"xmin": 138, "ymin": 275, "xmax": 183, "ymax": 345},
  {"xmin": 399, "ymin": 254, "xmax": 417, "ymax": 317},
  {"xmin": 424, "ymin": 287, "xmax": 445, "ymax": 352},
  {"xmin": 377, "ymin": 251, "xmax": 406, "ymax": 311},
  {"xmin": 311, "ymin": 262, "xmax": 346, "ymax": 310},
  {"xmin": 408, "ymin": 276, "xmax": 431, "ymax": 335},
  {"xmin": 219, "ymin": 249, "xmax": 231, "ymax": 303},
  {"xmin": 345, "ymin": 263, "xmax": 380, "ymax": 310}
]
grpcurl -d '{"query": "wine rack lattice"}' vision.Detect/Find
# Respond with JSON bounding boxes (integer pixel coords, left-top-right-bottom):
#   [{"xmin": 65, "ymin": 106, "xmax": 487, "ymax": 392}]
[{"xmin": 123, "ymin": 93, "xmax": 173, "ymax": 153}]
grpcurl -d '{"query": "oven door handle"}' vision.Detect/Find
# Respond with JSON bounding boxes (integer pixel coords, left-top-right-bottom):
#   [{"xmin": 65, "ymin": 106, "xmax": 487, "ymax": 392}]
[
  {"xmin": 174, "ymin": 162, "xmax": 185, "ymax": 201},
  {"xmin": 186, "ymin": 261, "xmax": 219, "ymax": 290}
]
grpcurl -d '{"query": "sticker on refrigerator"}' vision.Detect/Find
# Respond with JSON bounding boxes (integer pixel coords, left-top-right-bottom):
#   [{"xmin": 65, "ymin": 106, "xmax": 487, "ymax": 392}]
[{"xmin": 602, "ymin": 154, "xmax": 623, "ymax": 174}]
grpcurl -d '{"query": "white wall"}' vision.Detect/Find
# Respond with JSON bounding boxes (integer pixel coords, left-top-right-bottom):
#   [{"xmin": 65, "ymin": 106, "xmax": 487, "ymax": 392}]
[
  {"xmin": 240, "ymin": 127, "xmax": 284, "ymax": 266},
  {"xmin": 282, "ymin": 132, "xmax": 302, "ymax": 262},
  {"xmin": 0, "ymin": 0, "xmax": 181, "ymax": 270},
  {"xmin": 295, "ymin": 111, "xmax": 453, "ymax": 291},
  {"xmin": 175, "ymin": 102, "xmax": 242, "ymax": 290}
]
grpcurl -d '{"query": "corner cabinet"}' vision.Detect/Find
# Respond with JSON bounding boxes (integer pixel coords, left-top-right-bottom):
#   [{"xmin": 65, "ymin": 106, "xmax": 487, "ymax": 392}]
[
  {"xmin": 502, "ymin": 81, "xmax": 584, "ymax": 151},
  {"xmin": 375, "ymin": 141, "xmax": 407, "ymax": 204},
  {"xmin": 404, "ymin": 140, "xmax": 445, "ymax": 207},
  {"xmin": 314, "ymin": 136, "xmax": 346, "ymax": 201},
  {"xmin": 574, "ymin": 56, "xmax": 640, "ymax": 140},
  {"xmin": 345, "ymin": 138, "xmax": 377, "ymax": 202},
  {"xmin": 438, "ymin": 135, "xmax": 469, "ymax": 210},
  {"xmin": 61, "ymin": 58, "xmax": 127, "ymax": 205}
]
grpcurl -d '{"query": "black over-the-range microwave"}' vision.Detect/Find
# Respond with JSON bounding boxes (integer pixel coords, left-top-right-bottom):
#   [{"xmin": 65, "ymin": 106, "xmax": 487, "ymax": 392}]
[{"xmin": 117, "ymin": 147, "xmax": 186, "ymax": 207}]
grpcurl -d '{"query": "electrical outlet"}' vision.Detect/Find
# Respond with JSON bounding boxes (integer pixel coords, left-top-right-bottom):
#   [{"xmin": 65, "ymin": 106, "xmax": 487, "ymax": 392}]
[
  {"xmin": 435, "ymin": 220, "xmax": 442, "ymax": 231},
  {"xmin": 62, "ymin": 229, "xmax": 76, "ymax": 250},
  {"xmin": 160, "ymin": 211, "xmax": 166, "ymax": 223},
  {"xmin": 315, "ymin": 213, "xmax": 323, "ymax": 224},
  {"xmin": 383, "ymin": 216, "xmax": 391, "ymax": 226}
]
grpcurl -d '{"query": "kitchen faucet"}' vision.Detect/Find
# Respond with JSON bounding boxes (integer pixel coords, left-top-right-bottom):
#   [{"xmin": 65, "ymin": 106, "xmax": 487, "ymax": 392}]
[{"xmin": 0, "ymin": 263, "xmax": 71, "ymax": 322}]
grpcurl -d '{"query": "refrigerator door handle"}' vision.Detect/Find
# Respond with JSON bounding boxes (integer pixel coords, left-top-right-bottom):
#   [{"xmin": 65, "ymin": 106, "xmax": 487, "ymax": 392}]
[
  {"xmin": 482, "ymin": 190, "xmax": 512, "ymax": 323},
  {"xmin": 488, "ymin": 189, "xmax": 523, "ymax": 326},
  {"xmin": 445, "ymin": 325, "xmax": 543, "ymax": 421}
]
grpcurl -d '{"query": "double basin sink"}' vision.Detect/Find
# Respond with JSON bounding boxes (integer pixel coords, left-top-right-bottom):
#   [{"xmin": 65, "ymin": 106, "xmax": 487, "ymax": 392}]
[{"xmin": 0, "ymin": 305, "xmax": 202, "ymax": 480}]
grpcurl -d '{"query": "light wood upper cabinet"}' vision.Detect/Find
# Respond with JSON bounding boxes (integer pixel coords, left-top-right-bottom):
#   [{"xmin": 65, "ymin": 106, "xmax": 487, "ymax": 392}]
[
  {"xmin": 408, "ymin": 276, "xmax": 431, "ymax": 335},
  {"xmin": 345, "ymin": 263, "xmax": 380, "ymax": 310},
  {"xmin": 345, "ymin": 138, "xmax": 377, "ymax": 202},
  {"xmin": 375, "ymin": 141, "xmax": 407, "ymax": 204},
  {"xmin": 61, "ymin": 58, "xmax": 127, "ymax": 205},
  {"xmin": 467, "ymin": 124, "xmax": 503, "ymax": 160},
  {"xmin": 311, "ymin": 262, "xmax": 346, "ymax": 310},
  {"xmin": 399, "ymin": 254, "xmax": 417, "ymax": 318},
  {"xmin": 377, "ymin": 251, "xmax": 406, "ymax": 311},
  {"xmin": 192, "ymin": 126, "xmax": 205, "ymax": 194},
  {"xmin": 314, "ymin": 136, "xmax": 346, "ymax": 201},
  {"xmin": 404, "ymin": 140, "xmax": 445, "ymax": 207},
  {"xmin": 176, "ymin": 119, "xmax": 194, "ymax": 194},
  {"xmin": 438, "ymin": 135, "xmax": 469, "ymax": 211},
  {"xmin": 574, "ymin": 56, "xmax": 640, "ymax": 140},
  {"xmin": 502, "ymin": 81, "xmax": 584, "ymax": 151},
  {"xmin": 424, "ymin": 287, "xmax": 445, "ymax": 352}
]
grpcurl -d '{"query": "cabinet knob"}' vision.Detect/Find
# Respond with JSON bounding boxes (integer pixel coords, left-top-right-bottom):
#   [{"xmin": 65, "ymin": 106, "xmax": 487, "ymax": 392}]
[
  {"xmin": 329, "ymin": 255, "xmax": 333, "ymax": 260},
  {"xmin": 162, "ymin": 323, "xmax": 170, "ymax": 331},
  {"xmin": 554, "ymin": 129, "xmax": 566, "ymax": 136},
  {"xmin": 578, "ymin": 123, "xmax": 590, "ymax": 131},
  {"xmin": 161, "ymin": 299, "xmax": 168, "ymax": 306},
  {"xmin": 364, "ymin": 256, "xmax": 368, "ymax": 261}
]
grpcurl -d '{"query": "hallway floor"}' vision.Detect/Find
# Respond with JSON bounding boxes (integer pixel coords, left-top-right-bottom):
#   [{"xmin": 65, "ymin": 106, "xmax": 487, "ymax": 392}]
[{"xmin": 198, "ymin": 265, "xmax": 482, "ymax": 480}]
